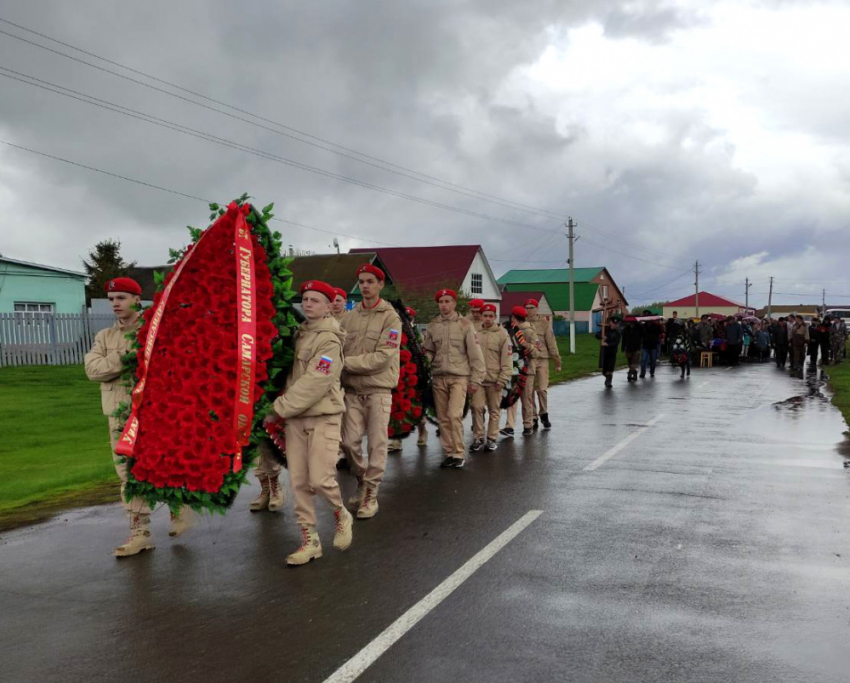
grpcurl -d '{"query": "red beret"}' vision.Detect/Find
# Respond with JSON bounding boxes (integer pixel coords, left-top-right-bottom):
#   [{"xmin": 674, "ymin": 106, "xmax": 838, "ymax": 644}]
[
  {"xmin": 405, "ymin": 307, "xmax": 417, "ymax": 318},
  {"xmin": 524, "ymin": 299, "xmax": 539, "ymax": 308},
  {"xmin": 435, "ymin": 288, "xmax": 457, "ymax": 301},
  {"xmin": 300, "ymin": 280, "xmax": 335, "ymax": 302},
  {"xmin": 482, "ymin": 303, "xmax": 497, "ymax": 314},
  {"xmin": 333, "ymin": 287, "xmax": 348, "ymax": 300},
  {"xmin": 356, "ymin": 264, "xmax": 385, "ymax": 282},
  {"xmin": 511, "ymin": 306, "xmax": 528, "ymax": 319},
  {"xmin": 469, "ymin": 298, "xmax": 485, "ymax": 310},
  {"xmin": 105, "ymin": 277, "xmax": 142, "ymax": 296}
]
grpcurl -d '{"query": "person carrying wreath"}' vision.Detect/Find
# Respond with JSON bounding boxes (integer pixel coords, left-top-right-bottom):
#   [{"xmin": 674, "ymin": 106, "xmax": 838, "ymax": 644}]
[
  {"xmin": 340, "ymin": 264, "xmax": 401, "ymax": 519},
  {"xmin": 85, "ymin": 277, "xmax": 194, "ymax": 557},
  {"xmin": 501, "ymin": 306, "xmax": 540, "ymax": 438},
  {"xmin": 423, "ymin": 288, "xmax": 486, "ymax": 468},
  {"xmin": 267, "ymin": 280, "xmax": 353, "ymax": 566},
  {"xmin": 469, "ymin": 304, "xmax": 512, "ymax": 452}
]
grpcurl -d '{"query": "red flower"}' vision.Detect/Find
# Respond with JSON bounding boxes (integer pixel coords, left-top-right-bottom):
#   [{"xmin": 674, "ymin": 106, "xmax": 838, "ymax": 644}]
[{"xmin": 400, "ymin": 350, "xmax": 412, "ymax": 363}]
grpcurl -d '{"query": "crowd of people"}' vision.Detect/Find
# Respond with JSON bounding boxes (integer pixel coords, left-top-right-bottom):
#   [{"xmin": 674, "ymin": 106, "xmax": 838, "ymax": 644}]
[
  {"xmin": 85, "ymin": 267, "xmax": 562, "ymax": 565},
  {"xmin": 597, "ymin": 308, "xmax": 849, "ymax": 387}
]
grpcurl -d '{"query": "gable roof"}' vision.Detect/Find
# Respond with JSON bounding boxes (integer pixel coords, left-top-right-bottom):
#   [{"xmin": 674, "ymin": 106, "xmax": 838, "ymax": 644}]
[
  {"xmin": 349, "ymin": 245, "xmax": 480, "ymax": 293},
  {"xmin": 497, "ymin": 267, "xmax": 603, "ymax": 285},
  {"xmin": 289, "ymin": 253, "xmax": 387, "ymax": 294},
  {"xmin": 0, "ymin": 255, "xmax": 85, "ymax": 278},
  {"xmin": 664, "ymin": 291, "xmax": 746, "ymax": 308},
  {"xmin": 503, "ymin": 282, "xmax": 598, "ymax": 310},
  {"xmin": 499, "ymin": 290, "xmax": 548, "ymax": 310}
]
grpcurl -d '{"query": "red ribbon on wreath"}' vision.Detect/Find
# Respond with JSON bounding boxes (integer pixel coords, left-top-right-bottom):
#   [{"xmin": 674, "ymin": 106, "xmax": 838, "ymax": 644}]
[{"xmin": 232, "ymin": 206, "xmax": 258, "ymax": 472}]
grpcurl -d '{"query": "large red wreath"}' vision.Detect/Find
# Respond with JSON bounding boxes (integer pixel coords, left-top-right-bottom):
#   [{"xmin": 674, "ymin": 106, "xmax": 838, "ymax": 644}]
[
  {"xmin": 388, "ymin": 333, "xmax": 425, "ymax": 438},
  {"xmin": 119, "ymin": 203, "xmax": 278, "ymax": 498}
]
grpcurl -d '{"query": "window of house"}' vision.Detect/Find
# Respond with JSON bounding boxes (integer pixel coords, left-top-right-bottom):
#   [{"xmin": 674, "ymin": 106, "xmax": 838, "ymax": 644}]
[
  {"xmin": 470, "ymin": 273, "xmax": 483, "ymax": 294},
  {"xmin": 601, "ymin": 285, "xmax": 609, "ymax": 300},
  {"xmin": 14, "ymin": 302, "xmax": 54, "ymax": 313}
]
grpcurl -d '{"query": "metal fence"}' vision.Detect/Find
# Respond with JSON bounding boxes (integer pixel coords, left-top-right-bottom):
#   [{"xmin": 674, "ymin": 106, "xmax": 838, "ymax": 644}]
[{"xmin": 0, "ymin": 312, "xmax": 115, "ymax": 367}]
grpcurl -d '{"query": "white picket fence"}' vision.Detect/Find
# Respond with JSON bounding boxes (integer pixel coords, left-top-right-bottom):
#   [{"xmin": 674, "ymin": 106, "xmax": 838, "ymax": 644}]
[{"xmin": 0, "ymin": 312, "xmax": 116, "ymax": 367}]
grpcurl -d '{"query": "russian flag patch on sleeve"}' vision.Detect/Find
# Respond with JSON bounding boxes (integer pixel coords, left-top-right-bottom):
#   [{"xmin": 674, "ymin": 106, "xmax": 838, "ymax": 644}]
[{"xmin": 316, "ymin": 356, "xmax": 333, "ymax": 375}]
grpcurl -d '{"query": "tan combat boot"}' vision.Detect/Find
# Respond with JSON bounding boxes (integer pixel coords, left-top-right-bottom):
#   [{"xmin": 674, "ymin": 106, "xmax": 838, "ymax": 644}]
[
  {"xmin": 417, "ymin": 427, "xmax": 428, "ymax": 446},
  {"xmin": 356, "ymin": 484, "xmax": 379, "ymax": 519},
  {"xmin": 286, "ymin": 525, "xmax": 322, "ymax": 566},
  {"xmin": 268, "ymin": 475, "xmax": 285, "ymax": 512},
  {"xmin": 114, "ymin": 513, "xmax": 155, "ymax": 558},
  {"xmin": 333, "ymin": 507, "xmax": 354, "ymax": 551},
  {"xmin": 169, "ymin": 506, "xmax": 195, "ymax": 537},
  {"xmin": 249, "ymin": 475, "xmax": 270, "ymax": 512},
  {"xmin": 388, "ymin": 439, "xmax": 402, "ymax": 453},
  {"xmin": 348, "ymin": 475, "xmax": 365, "ymax": 509}
]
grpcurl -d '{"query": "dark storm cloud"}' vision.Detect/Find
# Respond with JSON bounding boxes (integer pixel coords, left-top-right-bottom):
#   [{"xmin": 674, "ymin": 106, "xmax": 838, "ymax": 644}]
[{"xmin": 0, "ymin": 0, "xmax": 847, "ymax": 308}]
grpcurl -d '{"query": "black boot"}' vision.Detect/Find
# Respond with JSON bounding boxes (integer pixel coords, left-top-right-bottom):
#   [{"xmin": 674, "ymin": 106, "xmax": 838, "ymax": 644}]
[
  {"xmin": 540, "ymin": 413, "xmax": 552, "ymax": 430},
  {"xmin": 604, "ymin": 374, "xmax": 613, "ymax": 388},
  {"xmin": 532, "ymin": 418, "xmax": 539, "ymax": 431}
]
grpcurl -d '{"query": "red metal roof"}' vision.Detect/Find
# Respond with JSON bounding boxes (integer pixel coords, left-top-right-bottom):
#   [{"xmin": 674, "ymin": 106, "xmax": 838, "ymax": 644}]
[
  {"xmin": 499, "ymin": 291, "xmax": 546, "ymax": 309},
  {"xmin": 665, "ymin": 291, "xmax": 746, "ymax": 308},
  {"xmin": 349, "ymin": 245, "xmax": 481, "ymax": 293}
]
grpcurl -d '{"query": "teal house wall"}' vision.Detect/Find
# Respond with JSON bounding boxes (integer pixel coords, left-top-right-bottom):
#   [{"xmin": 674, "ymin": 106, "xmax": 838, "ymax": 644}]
[{"xmin": 0, "ymin": 257, "xmax": 86, "ymax": 314}]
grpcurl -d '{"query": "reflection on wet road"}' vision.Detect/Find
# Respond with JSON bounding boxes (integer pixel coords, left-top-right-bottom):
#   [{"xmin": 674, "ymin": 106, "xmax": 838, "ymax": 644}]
[{"xmin": 1, "ymin": 362, "xmax": 848, "ymax": 683}]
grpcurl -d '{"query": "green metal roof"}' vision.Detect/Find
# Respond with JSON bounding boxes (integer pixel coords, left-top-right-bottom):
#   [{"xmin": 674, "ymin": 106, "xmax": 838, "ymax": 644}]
[
  {"xmin": 503, "ymin": 283, "xmax": 598, "ymax": 310},
  {"xmin": 497, "ymin": 267, "xmax": 603, "ymax": 285}
]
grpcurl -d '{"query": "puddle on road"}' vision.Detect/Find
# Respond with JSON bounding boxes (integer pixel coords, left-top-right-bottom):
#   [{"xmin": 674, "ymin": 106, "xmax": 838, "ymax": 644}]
[{"xmin": 773, "ymin": 371, "xmax": 830, "ymax": 411}]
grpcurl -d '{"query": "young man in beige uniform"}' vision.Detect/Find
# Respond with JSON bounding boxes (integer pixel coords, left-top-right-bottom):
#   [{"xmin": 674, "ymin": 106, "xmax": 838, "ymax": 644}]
[
  {"xmin": 268, "ymin": 280, "xmax": 353, "ymax": 566},
  {"xmin": 466, "ymin": 298, "xmax": 486, "ymax": 437},
  {"xmin": 340, "ymin": 264, "xmax": 401, "ymax": 519},
  {"xmin": 470, "ymin": 304, "xmax": 512, "ymax": 452},
  {"xmin": 502, "ymin": 306, "xmax": 540, "ymax": 438},
  {"xmin": 331, "ymin": 287, "xmax": 348, "ymax": 322},
  {"xmin": 85, "ymin": 277, "xmax": 193, "ymax": 557},
  {"xmin": 525, "ymin": 298, "xmax": 562, "ymax": 431},
  {"xmin": 423, "ymin": 288, "xmax": 486, "ymax": 468}
]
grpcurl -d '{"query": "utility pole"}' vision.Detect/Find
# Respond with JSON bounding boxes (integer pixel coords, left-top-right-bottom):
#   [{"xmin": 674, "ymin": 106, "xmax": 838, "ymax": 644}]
[
  {"xmin": 822, "ymin": 288, "xmax": 826, "ymax": 314},
  {"xmin": 745, "ymin": 277, "xmax": 752, "ymax": 310},
  {"xmin": 694, "ymin": 260, "xmax": 701, "ymax": 318},
  {"xmin": 567, "ymin": 217, "xmax": 576, "ymax": 354},
  {"xmin": 767, "ymin": 276, "xmax": 774, "ymax": 319}
]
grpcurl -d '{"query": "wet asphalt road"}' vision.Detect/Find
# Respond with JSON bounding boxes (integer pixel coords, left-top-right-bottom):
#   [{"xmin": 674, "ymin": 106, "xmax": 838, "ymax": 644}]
[{"xmin": 2, "ymin": 362, "xmax": 849, "ymax": 683}]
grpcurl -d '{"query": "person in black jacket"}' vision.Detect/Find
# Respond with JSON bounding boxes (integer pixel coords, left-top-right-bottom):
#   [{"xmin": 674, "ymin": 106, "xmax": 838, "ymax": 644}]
[
  {"xmin": 808, "ymin": 317, "xmax": 822, "ymax": 366},
  {"xmin": 597, "ymin": 315, "xmax": 622, "ymax": 388},
  {"xmin": 772, "ymin": 317, "xmax": 789, "ymax": 367},
  {"xmin": 725, "ymin": 316, "xmax": 743, "ymax": 366},
  {"xmin": 640, "ymin": 312, "xmax": 662, "ymax": 378},
  {"xmin": 621, "ymin": 316, "xmax": 643, "ymax": 382}
]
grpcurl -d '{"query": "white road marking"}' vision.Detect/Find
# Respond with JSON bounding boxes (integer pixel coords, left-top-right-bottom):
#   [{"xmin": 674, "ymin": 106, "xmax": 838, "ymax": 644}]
[
  {"xmin": 322, "ymin": 509, "xmax": 544, "ymax": 683},
  {"xmin": 583, "ymin": 415, "xmax": 664, "ymax": 472}
]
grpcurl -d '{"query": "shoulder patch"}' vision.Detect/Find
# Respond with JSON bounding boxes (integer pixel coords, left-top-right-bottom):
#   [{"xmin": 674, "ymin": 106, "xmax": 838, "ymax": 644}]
[{"xmin": 316, "ymin": 355, "xmax": 333, "ymax": 375}]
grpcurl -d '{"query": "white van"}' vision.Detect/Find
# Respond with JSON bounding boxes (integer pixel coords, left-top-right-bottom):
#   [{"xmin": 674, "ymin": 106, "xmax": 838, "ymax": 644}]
[{"xmin": 825, "ymin": 308, "xmax": 850, "ymax": 323}]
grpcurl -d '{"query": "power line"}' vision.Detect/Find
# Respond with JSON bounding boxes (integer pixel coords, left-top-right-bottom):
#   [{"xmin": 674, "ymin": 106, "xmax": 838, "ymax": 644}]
[
  {"xmin": 0, "ymin": 17, "xmax": 697, "ymax": 267},
  {"xmin": 0, "ymin": 65, "xmax": 568, "ymax": 236},
  {"xmin": 0, "ymin": 139, "xmax": 401, "ymax": 247},
  {"xmin": 0, "ymin": 17, "xmax": 574, "ymax": 222},
  {"xmin": 579, "ymin": 234, "xmax": 690, "ymax": 272}
]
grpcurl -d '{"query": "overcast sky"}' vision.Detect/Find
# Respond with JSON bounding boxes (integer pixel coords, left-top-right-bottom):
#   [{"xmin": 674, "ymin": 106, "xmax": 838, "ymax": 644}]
[{"xmin": 1, "ymin": 0, "xmax": 849, "ymax": 308}]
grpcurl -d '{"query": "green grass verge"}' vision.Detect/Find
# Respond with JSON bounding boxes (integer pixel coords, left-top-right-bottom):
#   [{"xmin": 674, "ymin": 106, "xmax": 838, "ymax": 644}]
[
  {"xmin": 826, "ymin": 360, "xmax": 850, "ymax": 431},
  {"xmin": 549, "ymin": 334, "xmax": 627, "ymax": 385},
  {"xmin": 0, "ymin": 365, "xmax": 120, "ymax": 530}
]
